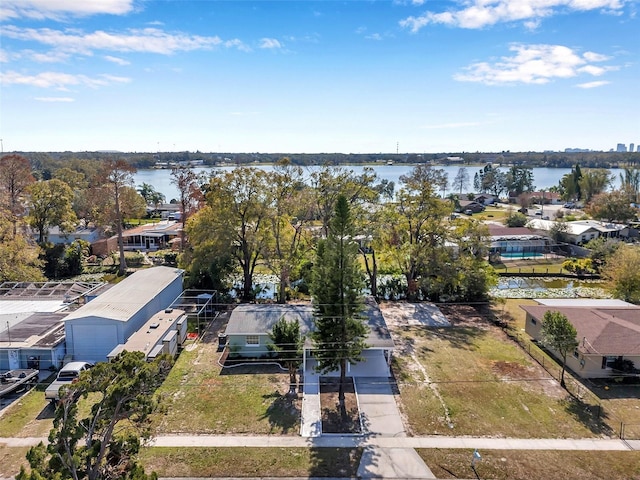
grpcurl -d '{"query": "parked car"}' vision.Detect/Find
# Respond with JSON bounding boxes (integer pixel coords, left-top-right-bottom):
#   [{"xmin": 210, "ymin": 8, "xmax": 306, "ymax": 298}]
[
  {"xmin": 534, "ymin": 211, "xmax": 543, "ymax": 216},
  {"xmin": 563, "ymin": 202, "xmax": 575, "ymax": 209},
  {"xmin": 44, "ymin": 361, "xmax": 93, "ymax": 403}
]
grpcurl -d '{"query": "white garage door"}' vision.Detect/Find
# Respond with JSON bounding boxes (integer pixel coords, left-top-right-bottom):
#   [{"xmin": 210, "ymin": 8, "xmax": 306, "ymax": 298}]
[{"xmin": 71, "ymin": 324, "xmax": 119, "ymax": 363}]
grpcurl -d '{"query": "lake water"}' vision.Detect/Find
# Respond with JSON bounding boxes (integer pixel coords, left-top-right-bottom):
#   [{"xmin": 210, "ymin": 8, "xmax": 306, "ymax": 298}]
[{"xmin": 134, "ymin": 165, "xmax": 619, "ymax": 202}]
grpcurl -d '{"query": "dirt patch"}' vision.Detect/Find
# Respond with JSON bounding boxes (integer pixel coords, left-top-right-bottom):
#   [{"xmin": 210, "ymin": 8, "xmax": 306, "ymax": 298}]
[
  {"xmin": 438, "ymin": 303, "xmax": 495, "ymax": 329},
  {"xmin": 380, "ymin": 301, "xmax": 451, "ymax": 327},
  {"xmin": 319, "ymin": 377, "xmax": 361, "ymax": 434}
]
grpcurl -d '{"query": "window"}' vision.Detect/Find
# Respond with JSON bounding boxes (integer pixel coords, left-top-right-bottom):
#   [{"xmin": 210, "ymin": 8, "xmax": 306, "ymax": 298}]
[
  {"xmin": 602, "ymin": 356, "xmax": 617, "ymax": 369},
  {"xmin": 573, "ymin": 348, "xmax": 579, "ymax": 359},
  {"xmin": 530, "ymin": 316, "xmax": 537, "ymax": 325},
  {"xmin": 246, "ymin": 335, "xmax": 259, "ymax": 346}
]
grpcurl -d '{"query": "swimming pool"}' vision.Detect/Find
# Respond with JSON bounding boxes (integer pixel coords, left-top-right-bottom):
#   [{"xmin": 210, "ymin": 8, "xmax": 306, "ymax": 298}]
[{"xmin": 500, "ymin": 252, "xmax": 544, "ymax": 259}]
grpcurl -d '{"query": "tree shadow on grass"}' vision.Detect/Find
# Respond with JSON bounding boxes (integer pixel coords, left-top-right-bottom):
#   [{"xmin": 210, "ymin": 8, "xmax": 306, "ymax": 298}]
[
  {"xmin": 36, "ymin": 401, "xmax": 55, "ymax": 420},
  {"xmin": 319, "ymin": 377, "xmax": 361, "ymax": 434},
  {"xmin": 430, "ymin": 326, "xmax": 487, "ymax": 351},
  {"xmin": 308, "ymin": 446, "xmax": 364, "ymax": 478},
  {"xmin": 563, "ymin": 397, "xmax": 613, "ymax": 437},
  {"xmin": 259, "ymin": 390, "xmax": 300, "ymax": 434}
]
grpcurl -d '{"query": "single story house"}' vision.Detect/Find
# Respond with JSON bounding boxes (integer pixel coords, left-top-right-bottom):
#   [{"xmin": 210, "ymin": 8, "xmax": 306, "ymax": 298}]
[
  {"xmin": 0, "ymin": 281, "xmax": 106, "ymax": 371},
  {"xmin": 456, "ymin": 200, "xmax": 485, "ymax": 214},
  {"xmin": 91, "ymin": 221, "xmax": 182, "ymax": 256},
  {"xmin": 528, "ymin": 219, "xmax": 625, "ymax": 245},
  {"xmin": 63, "ymin": 266, "xmax": 184, "ymax": 363},
  {"xmin": 0, "ymin": 312, "xmax": 68, "ymax": 371},
  {"xmin": 474, "ymin": 194, "xmax": 498, "ymax": 206},
  {"xmin": 522, "ymin": 303, "xmax": 640, "ymax": 379},
  {"xmin": 32, "ymin": 226, "xmax": 102, "ymax": 246},
  {"xmin": 224, "ymin": 298, "xmax": 395, "ymax": 377}
]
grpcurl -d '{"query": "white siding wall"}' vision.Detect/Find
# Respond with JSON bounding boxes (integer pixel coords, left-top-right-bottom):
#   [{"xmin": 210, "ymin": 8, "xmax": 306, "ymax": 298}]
[{"xmin": 68, "ymin": 322, "xmax": 120, "ymax": 362}]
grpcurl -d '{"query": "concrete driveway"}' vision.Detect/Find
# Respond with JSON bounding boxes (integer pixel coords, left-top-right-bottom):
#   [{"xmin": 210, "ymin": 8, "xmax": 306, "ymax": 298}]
[{"xmin": 354, "ymin": 376, "xmax": 405, "ymax": 437}]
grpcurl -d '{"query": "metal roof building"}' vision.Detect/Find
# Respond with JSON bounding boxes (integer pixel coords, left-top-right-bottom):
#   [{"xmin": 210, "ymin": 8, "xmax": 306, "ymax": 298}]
[{"xmin": 63, "ymin": 267, "xmax": 184, "ymax": 363}]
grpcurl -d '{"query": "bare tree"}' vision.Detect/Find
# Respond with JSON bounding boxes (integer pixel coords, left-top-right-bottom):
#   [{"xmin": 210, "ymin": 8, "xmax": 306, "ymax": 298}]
[
  {"xmin": 0, "ymin": 154, "xmax": 35, "ymax": 236},
  {"xmin": 171, "ymin": 165, "xmax": 204, "ymax": 252},
  {"xmin": 451, "ymin": 167, "xmax": 469, "ymax": 195},
  {"xmin": 100, "ymin": 159, "xmax": 136, "ymax": 276}
]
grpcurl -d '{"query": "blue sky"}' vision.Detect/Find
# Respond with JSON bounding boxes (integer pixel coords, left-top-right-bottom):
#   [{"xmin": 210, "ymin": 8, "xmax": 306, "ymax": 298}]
[{"xmin": 1, "ymin": 0, "xmax": 638, "ymax": 153}]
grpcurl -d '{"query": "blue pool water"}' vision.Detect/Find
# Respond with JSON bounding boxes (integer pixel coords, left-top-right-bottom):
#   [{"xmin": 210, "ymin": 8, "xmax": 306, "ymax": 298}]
[{"xmin": 500, "ymin": 252, "xmax": 544, "ymax": 258}]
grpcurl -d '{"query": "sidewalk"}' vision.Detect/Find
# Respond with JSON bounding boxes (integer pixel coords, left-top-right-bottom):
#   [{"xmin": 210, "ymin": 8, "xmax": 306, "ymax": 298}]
[
  {"xmin": 4, "ymin": 433, "xmax": 637, "ymax": 451},
  {"xmin": 147, "ymin": 434, "xmax": 639, "ymax": 451}
]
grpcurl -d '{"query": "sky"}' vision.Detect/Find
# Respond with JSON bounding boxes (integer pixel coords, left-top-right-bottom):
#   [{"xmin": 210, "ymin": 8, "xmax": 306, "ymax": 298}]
[{"xmin": 0, "ymin": 0, "xmax": 638, "ymax": 154}]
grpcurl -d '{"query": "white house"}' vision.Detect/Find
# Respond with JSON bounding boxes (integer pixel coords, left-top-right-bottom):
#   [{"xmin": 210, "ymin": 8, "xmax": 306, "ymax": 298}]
[
  {"xmin": 63, "ymin": 267, "xmax": 184, "ymax": 363},
  {"xmin": 528, "ymin": 219, "xmax": 624, "ymax": 245}
]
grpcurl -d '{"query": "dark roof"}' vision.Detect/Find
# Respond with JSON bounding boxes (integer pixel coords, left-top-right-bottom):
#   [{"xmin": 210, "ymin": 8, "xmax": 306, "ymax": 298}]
[
  {"xmin": 0, "ymin": 312, "xmax": 67, "ymax": 348},
  {"xmin": 522, "ymin": 306, "xmax": 640, "ymax": 356}
]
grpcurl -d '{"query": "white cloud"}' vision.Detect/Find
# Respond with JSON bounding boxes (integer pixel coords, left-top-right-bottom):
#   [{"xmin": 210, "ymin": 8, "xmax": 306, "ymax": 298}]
[
  {"xmin": 0, "ymin": 70, "xmax": 130, "ymax": 90},
  {"xmin": 34, "ymin": 96, "xmax": 74, "ymax": 102},
  {"xmin": 27, "ymin": 50, "xmax": 70, "ymax": 63},
  {"xmin": 259, "ymin": 38, "xmax": 282, "ymax": 49},
  {"xmin": 400, "ymin": 0, "xmax": 625, "ymax": 32},
  {"xmin": 576, "ymin": 80, "xmax": 611, "ymax": 88},
  {"xmin": 104, "ymin": 55, "xmax": 130, "ymax": 65},
  {"xmin": 1, "ymin": 26, "xmax": 239, "ymax": 55},
  {"xmin": 454, "ymin": 44, "xmax": 615, "ymax": 85},
  {"xmin": 0, "ymin": 0, "xmax": 135, "ymax": 21}
]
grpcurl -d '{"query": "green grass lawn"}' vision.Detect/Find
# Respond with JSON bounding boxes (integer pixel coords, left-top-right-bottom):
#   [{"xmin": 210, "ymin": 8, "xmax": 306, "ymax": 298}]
[
  {"xmin": 0, "ymin": 387, "xmax": 54, "ymax": 438},
  {"xmin": 474, "ymin": 207, "xmax": 510, "ymax": 221},
  {"xmin": 153, "ymin": 344, "xmax": 301, "ymax": 435},
  {"xmin": 139, "ymin": 447, "xmax": 362, "ymax": 478},
  {"xmin": 418, "ymin": 449, "xmax": 640, "ymax": 480},
  {"xmin": 392, "ymin": 321, "xmax": 610, "ymax": 438}
]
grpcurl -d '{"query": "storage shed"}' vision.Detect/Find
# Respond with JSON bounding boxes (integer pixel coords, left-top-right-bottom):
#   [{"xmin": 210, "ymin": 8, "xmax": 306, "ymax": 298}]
[{"xmin": 63, "ymin": 267, "xmax": 184, "ymax": 363}]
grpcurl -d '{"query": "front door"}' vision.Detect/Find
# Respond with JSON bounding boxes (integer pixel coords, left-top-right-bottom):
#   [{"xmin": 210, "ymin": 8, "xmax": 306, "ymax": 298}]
[{"xmin": 8, "ymin": 349, "xmax": 20, "ymax": 370}]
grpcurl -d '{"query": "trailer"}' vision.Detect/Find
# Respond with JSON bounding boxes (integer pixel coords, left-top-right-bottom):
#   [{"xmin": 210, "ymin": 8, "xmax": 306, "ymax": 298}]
[{"xmin": 0, "ymin": 369, "xmax": 39, "ymax": 398}]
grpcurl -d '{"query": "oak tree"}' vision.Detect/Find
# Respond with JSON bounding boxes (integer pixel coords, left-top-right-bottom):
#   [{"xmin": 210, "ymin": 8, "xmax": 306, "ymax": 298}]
[{"xmin": 27, "ymin": 179, "xmax": 77, "ymax": 244}]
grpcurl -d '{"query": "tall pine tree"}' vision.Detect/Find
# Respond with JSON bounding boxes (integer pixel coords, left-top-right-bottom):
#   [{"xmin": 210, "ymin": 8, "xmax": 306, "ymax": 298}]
[{"xmin": 311, "ymin": 195, "xmax": 368, "ymax": 416}]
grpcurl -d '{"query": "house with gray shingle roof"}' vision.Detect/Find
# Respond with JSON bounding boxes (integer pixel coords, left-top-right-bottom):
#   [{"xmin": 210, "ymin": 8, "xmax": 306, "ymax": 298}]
[
  {"xmin": 224, "ymin": 298, "xmax": 395, "ymax": 376},
  {"xmin": 522, "ymin": 303, "xmax": 640, "ymax": 379}
]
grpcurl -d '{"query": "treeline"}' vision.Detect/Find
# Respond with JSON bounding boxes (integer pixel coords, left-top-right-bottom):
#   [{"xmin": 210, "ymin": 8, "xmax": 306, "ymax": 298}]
[{"xmin": 10, "ymin": 150, "xmax": 640, "ymax": 172}]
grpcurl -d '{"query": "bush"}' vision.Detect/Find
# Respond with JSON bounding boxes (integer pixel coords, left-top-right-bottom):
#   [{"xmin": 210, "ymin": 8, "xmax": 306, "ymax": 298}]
[{"xmin": 505, "ymin": 212, "xmax": 528, "ymax": 227}]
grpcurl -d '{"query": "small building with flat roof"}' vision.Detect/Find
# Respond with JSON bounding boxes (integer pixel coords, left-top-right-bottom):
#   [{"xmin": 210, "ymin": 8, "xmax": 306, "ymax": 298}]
[{"xmin": 107, "ymin": 308, "xmax": 187, "ymax": 361}]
